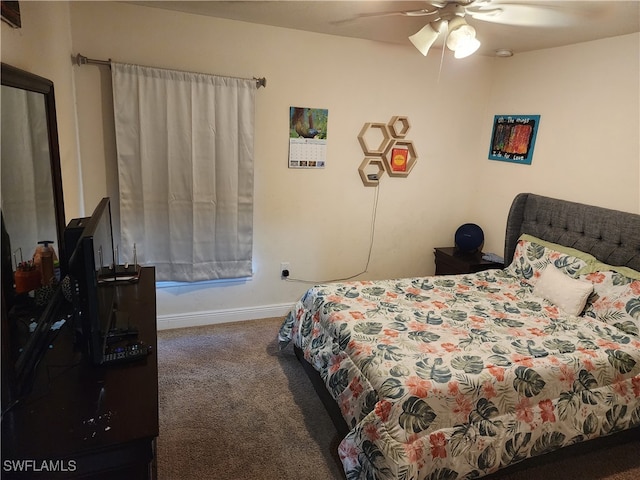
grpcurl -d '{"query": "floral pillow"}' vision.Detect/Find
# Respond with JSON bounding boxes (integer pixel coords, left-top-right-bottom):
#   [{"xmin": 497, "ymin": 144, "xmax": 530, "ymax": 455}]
[
  {"xmin": 582, "ymin": 270, "xmax": 640, "ymax": 337},
  {"xmin": 505, "ymin": 234, "xmax": 596, "ymax": 286}
]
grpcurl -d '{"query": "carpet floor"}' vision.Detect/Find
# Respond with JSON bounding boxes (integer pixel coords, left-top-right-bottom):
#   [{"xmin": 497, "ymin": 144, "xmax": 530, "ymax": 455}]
[{"xmin": 156, "ymin": 317, "xmax": 640, "ymax": 480}]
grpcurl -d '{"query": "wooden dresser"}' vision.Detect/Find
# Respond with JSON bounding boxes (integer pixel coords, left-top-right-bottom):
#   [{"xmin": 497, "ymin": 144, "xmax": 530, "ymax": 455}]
[{"xmin": 2, "ymin": 267, "xmax": 158, "ymax": 479}]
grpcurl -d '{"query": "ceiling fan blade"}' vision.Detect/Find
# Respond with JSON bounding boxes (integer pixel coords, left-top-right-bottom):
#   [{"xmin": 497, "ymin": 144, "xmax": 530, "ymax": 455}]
[
  {"xmin": 331, "ymin": 6, "xmax": 440, "ymax": 26},
  {"xmin": 467, "ymin": 1, "xmax": 608, "ymax": 27},
  {"xmin": 402, "ymin": 9, "xmax": 441, "ymax": 17},
  {"xmin": 329, "ymin": 10, "xmax": 404, "ymax": 26}
]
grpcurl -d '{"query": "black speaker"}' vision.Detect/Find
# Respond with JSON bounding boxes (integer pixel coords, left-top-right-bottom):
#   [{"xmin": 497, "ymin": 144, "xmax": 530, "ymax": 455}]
[{"xmin": 454, "ymin": 223, "xmax": 484, "ymax": 253}]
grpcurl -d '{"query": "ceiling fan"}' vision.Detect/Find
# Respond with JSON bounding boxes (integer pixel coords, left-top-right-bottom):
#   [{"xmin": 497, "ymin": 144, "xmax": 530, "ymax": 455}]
[{"xmin": 351, "ymin": 0, "xmax": 597, "ymax": 59}]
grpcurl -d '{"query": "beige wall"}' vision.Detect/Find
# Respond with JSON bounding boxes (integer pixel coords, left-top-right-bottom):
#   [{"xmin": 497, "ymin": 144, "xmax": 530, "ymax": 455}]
[
  {"xmin": 1, "ymin": 1, "xmax": 82, "ymax": 220},
  {"xmin": 67, "ymin": 1, "xmax": 494, "ymax": 325},
  {"xmin": 4, "ymin": 2, "xmax": 639, "ymax": 327},
  {"xmin": 472, "ymin": 33, "xmax": 640, "ymax": 256}
]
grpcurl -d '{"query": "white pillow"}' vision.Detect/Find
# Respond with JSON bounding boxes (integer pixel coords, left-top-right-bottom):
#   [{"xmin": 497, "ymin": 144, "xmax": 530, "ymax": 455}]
[{"xmin": 534, "ymin": 265, "xmax": 593, "ymax": 316}]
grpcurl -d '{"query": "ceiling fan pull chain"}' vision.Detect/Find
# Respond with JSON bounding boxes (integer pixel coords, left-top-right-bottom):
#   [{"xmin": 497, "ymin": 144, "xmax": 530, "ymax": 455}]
[{"xmin": 437, "ymin": 22, "xmax": 449, "ymax": 83}]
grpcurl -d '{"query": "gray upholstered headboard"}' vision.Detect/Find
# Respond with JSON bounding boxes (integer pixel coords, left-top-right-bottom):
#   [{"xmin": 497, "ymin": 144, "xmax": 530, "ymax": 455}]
[{"xmin": 504, "ymin": 193, "xmax": 640, "ymax": 271}]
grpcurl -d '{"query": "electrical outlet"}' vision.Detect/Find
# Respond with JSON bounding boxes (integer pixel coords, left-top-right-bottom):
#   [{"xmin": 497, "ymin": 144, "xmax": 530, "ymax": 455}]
[{"xmin": 280, "ymin": 262, "xmax": 290, "ymax": 279}]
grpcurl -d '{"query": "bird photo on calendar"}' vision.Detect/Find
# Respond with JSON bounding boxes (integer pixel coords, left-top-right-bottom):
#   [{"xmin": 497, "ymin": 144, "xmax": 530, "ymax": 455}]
[{"xmin": 288, "ymin": 107, "xmax": 328, "ymax": 169}]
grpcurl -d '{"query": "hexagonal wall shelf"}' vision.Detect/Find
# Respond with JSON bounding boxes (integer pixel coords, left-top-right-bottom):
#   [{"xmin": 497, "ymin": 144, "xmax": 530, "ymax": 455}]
[
  {"xmin": 357, "ymin": 116, "xmax": 418, "ymax": 186},
  {"xmin": 357, "ymin": 123, "xmax": 392, "ymax": 156},
  {"xmin": 382, "ymin": 139, "xmax": 417, "ymax": 177},
  {"xmin": 388, "ymin": 116, "xmax": 411, "ymax": 139},
  {"xmin": 358, "ymin": 157, "xmax": 385, "ymax": 187}
]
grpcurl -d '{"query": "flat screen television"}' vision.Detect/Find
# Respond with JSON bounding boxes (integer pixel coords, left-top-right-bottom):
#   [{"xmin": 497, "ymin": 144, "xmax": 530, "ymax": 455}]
[{"xmin": 66, "ymin": 197, "xmax": 117, "ymax": 365}]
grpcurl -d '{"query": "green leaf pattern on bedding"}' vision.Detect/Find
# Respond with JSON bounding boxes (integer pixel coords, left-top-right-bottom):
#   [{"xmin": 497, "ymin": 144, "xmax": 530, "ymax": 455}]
[
  {"xmin": 277, "ymin": 269, "xmax": 640, "ymax": 479},
  {"xmin": 504, "ymin": 236, "xmax": 592, "ymax": 285},
  {"xmin": 582, "ymin": 270, "xmax": 640, "ymax": 337}
]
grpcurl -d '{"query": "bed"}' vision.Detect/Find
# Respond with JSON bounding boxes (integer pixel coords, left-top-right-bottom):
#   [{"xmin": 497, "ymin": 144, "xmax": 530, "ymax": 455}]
[{"xmin": 278, "ymin": 193, "xmax": 640, "ymax": 480}]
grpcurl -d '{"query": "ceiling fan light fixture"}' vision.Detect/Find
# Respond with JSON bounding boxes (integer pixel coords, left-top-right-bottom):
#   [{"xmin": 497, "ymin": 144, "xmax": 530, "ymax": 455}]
[
  {"xmin": 454, "ymin": 37, "xmax": 481, "ymax": 58},
  {"xmin": 445, "ymin": 17, "xmax": 476, "ymax": 51},
  {"xmin": 444, "ymin": 16, "xmax": 480, "ymax": 59},
  {"xmin": 408, "ymin": 22, "xmax": 441, "ymax": 56}
]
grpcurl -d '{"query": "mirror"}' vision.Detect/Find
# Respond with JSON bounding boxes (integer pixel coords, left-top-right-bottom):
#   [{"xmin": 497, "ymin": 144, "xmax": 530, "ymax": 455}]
[
  {"xmin": 1, "ymin": 63, "xmax": 66, "ymax": 402},
  {"xmin": 1, "ymin": 63, "xmax": 66, "ymax": 274},
  {"xmin": 2, "ymin": 84, "xmax": 57, "ymax": 263}
]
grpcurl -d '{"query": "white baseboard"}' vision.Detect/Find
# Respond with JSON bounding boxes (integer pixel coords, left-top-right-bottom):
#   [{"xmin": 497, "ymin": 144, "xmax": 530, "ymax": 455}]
[{"xmin": 156, "ymin": 302, "xmax": 294, "ymax": 330}]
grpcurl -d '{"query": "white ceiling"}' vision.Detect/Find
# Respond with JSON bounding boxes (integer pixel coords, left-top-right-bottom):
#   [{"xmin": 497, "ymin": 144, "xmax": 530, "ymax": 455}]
[{"xmin": 129, "ymin": 1, "xmax": 640, "ymax": 57}]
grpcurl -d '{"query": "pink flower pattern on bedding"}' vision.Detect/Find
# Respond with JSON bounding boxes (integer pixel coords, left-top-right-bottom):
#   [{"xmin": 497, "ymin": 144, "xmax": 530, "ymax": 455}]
[{"xmin": 278, "ymin": 265, "xmax": 640, "ymax": 479}]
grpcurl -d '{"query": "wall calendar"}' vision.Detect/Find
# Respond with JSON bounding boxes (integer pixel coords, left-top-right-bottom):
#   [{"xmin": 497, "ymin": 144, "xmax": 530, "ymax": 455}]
[{"xmin": 288, "ymin": 106, "xmax": 328, "ymax": 169}]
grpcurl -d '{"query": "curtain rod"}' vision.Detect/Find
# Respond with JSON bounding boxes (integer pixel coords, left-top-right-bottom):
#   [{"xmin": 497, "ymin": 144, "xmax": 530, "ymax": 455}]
[{"xmin": 73, "ymin": 53, "xmax": 267, "ymax": 89}]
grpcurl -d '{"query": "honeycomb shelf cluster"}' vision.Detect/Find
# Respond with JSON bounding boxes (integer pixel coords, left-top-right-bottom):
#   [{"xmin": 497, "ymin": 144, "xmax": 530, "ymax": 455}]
[{"xmin": 357, "ymin": 116, "xmax": 417, "ymax": 186}]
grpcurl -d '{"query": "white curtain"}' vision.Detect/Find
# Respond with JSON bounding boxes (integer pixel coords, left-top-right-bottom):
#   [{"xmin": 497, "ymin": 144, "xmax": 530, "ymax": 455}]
[{"xmin": 111, "ymin": 63, "xmax": 255, "ymax": 281}]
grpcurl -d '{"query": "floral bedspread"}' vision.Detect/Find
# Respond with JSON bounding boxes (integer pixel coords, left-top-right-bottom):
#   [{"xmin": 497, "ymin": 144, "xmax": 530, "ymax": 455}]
[{"xmin": 278, "ymin": 269, "xmax": 640, "ymax": 480}]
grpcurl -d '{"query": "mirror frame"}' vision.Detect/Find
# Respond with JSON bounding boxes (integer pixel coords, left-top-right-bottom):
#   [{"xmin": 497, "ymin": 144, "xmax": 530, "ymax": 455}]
[
  {"xmin": 1, "ymin": 63, "xmax": 67, "ymax": 272},
  {"xmin": 1, "ymin": 63, "xmax": 68, "ymax": 409}
]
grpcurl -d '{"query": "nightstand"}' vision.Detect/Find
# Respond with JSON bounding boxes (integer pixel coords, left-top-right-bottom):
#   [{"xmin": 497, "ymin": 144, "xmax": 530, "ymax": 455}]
[{"xmin": 434, "ymin": 247, "xmax": 504, "ymax": 275}]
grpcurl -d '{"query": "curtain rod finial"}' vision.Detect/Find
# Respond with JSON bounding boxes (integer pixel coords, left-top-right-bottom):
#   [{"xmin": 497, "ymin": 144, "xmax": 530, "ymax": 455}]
[
  {"xmin": 254, "ymin": 77, "xmax": 266, "ymax": 89},
  {"xmin": 75, "ymin": 53, "xmax": 88, "ymax": 66}
]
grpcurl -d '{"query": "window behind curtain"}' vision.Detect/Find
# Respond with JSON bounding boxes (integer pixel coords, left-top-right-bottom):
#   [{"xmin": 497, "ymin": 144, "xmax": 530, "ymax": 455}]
[{"xmin": 111, "ymin": 62, "xmax": 254, "ymax": 282}]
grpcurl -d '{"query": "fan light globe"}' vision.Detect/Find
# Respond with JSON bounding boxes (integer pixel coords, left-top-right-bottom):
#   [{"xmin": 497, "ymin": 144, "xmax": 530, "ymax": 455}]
[
  {"xmin": 409, "ymin": 23, "xmax": 440, "ymax": 56},
  {"xmin": 446, "ymin": 24, "xmax": 475, "ymax": 50},
  {"xmin": 444, "ymin": 16, "xmax": 480, "ymax": 58},
  {"xmin": 454, "ymin": 37, "xmax": 481, "ymax": 58}
]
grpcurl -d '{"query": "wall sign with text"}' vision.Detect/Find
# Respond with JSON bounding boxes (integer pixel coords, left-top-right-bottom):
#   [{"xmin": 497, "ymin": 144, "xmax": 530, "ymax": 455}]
[{"xmin": 488, "ymin": 115, "xmax": 540, "ymax": 165}]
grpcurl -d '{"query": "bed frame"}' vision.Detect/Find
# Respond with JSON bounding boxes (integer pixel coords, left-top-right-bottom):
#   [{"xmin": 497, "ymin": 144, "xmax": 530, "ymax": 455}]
[
  {"xmin": 294, "ymin": 192, "xmax": 640, "ymax": 477},
  {"xmin": 504, "ymin": 193, "xmax": 640, "ymax": 270}
]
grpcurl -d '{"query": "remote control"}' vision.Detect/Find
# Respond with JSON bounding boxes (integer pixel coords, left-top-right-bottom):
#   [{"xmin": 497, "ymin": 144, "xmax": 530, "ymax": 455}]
[
  {"xmin": 102, "ymin": 341, "xmax": 152, "ymax": 365},
  {"xmin": 482, "ymin": 252, "xmax": 504, "ymax": 264}
]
